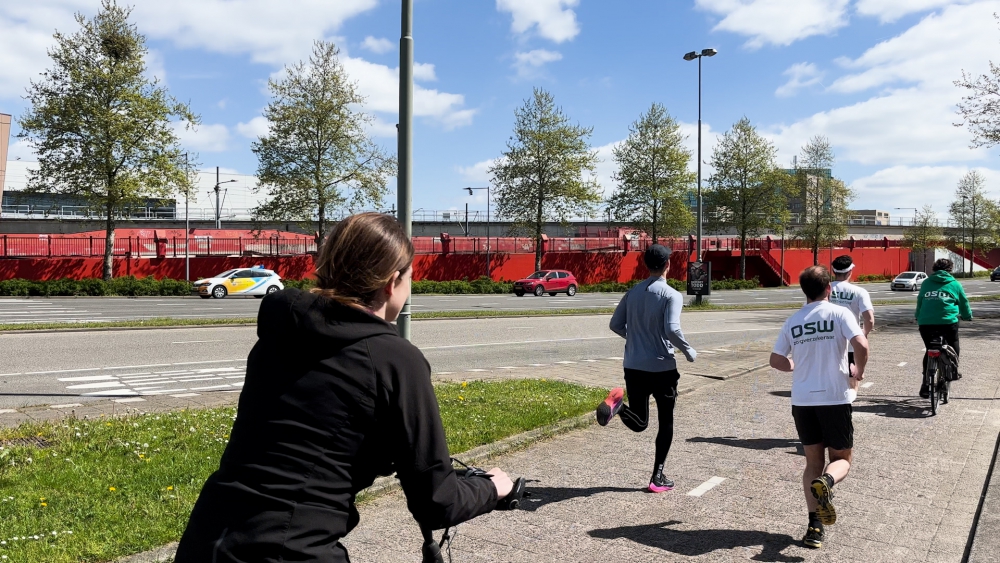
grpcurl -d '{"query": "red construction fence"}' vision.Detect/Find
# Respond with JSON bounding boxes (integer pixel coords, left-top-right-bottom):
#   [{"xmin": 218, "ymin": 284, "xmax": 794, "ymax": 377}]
[{"xmin": 2, "ymin": 230, "xmax": 992, "ymax": 285}]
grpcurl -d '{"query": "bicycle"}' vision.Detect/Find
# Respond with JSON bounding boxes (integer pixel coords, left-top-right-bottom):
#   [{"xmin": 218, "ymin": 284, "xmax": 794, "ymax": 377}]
[
  {"xmin": 923, "ymin": 336, "xmax": 959, "ymax": 416},
  {"xmin": 420, "ymin": 459, "xmax": 528, "ymax": 563}
]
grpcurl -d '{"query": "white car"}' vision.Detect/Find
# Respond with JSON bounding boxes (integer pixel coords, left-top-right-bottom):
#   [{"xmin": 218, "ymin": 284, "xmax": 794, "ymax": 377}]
[
  {"xmin": 193, "ymin": 267, "xmax": 284, "ymax": 299},
  {"xmin": 890, "ymin": 271, "xmax": 927, "ymax": 291}
]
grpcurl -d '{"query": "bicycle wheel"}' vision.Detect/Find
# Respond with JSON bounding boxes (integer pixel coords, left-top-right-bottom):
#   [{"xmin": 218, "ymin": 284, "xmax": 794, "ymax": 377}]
[{"xmin": 928, "ymin": 360, "xmax": 938, "ymax": 416}]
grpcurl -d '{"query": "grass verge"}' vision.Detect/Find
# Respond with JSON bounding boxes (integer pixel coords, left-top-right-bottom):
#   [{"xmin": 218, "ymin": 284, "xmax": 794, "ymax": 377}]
[{"xmin": 0, "ymin": 379, "xmax": 606, "ymax": 563}]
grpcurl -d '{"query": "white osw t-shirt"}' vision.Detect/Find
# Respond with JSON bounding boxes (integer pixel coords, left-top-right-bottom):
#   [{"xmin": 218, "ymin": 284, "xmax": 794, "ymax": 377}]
[
  {"xmin": 773, "ymin": 301, "xmax": 865, "ymax": 406},
  {"xmin": 830, "ymin": 280, "xmax": 873, "ymax": 353}
]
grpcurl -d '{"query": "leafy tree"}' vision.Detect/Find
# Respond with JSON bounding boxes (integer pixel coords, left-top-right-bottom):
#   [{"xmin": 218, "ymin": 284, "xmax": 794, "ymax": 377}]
[
  {"xmin": 903, "ymin": 204, "xmax": 944, "ymax": 272},
  {"xmin": 949, "ymin": 170, "xmax": 999, "ymax": 277},
  {"xmin": 955, "ymin": 18, "xmax": 1000, "ymax": 151},
  {"xmin": 792, "ymin": 136, "xmax": 854, "ymax": 265},
  {"xmin": 607, "ymin": 103, "xmax": 695, "ymax": 242},
  {"xmin": 17, "ymin": 0, "xmax": 196, "ymax": 280},
  {"xmin": 491, "ymin": 88, "xmax": 601, "ymax": 270},
  {"xmin": 704, "ymin": 117, "xmax": 788, "ymax": 279},
  {"xmin": 251, "ymin": 41, "xmax": 395, "ymax": 245}
]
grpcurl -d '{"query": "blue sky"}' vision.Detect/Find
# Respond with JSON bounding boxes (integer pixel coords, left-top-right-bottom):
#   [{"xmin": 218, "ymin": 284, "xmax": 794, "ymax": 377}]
[{"xmin": 3, "ymin": 0, "xmax": 1000, "ymax": 220}]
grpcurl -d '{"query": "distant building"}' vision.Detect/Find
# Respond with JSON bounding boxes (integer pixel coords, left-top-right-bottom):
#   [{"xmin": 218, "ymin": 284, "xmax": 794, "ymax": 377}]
[{"xmin": 847, "ymin": 209, "xmax": 890, "ymax": 226}]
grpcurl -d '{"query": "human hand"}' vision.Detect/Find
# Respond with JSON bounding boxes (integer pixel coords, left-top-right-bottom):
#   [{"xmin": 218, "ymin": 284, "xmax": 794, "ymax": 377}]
[
  {"xmin": 487, "ymin": 467, "xmax": 513, "ymax": 499},
  {"xmin": 685, "ymin": 350, "xmax": 696, "ymax": 362}
]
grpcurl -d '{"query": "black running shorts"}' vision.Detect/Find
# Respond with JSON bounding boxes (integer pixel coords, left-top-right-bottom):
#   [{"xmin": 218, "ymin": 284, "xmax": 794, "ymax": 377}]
[{"xmin": 791, "ymin": 404, "xmax": 853, "ymax": 450}]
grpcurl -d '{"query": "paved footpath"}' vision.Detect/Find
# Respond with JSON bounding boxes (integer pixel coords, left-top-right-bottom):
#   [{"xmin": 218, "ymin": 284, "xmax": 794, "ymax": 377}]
[{"xmin": 343, "ymin": 319, "xmax": 1000, "ymax": 563}]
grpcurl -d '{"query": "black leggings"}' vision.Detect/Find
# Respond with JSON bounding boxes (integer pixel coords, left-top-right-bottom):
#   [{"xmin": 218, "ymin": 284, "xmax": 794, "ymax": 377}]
[
  {"xmin": 919, "ymin": 323, "xmax": 960, "ymax": 373},
  {"xmin": 620, "ymin": 368, "xmax": 679, "ymax": 471}
]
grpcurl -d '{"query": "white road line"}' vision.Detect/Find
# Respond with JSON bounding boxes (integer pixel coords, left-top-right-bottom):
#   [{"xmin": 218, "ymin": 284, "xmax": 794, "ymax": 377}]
[
  {"xmin": 688, "ymin": 476, "xmax": 726, "ymax": 497},
  {"xmin": 555, "ymin": 361, "xmax": 576, "ymax": 364},
  {"xmin": 688, "ymin": 477, "xmax": 726, "ymax": 497},
  {"xmin": 528, "ymin": 364, "xmax": 548, "ymax": 367},
  {"xmin": 897, "ymin": 362, "xmax": 907, "ymax": 367},
  {"xmin": 23, "ymin": 367, "xmax": 101, "ymax": 376},
  {"xmin": 189, "ymin": 384, "xmax": 232, "ymax": 391},
  {"xmin": 420, "ymin": 336, "xmax": 619, "ymax": 350},
  {"xmin": 0, "ymin": 409, "xmax": 17, "ymax": 414},
  {"xmin": 50, "ymin": 403, "xmax": 83, "ymax": 409},
  {"xmin": 861, "ymin": 382, "xmax": 874, "ymax": 388},
  {"xmin": 435, "ymin": 372, "xmax": 455, "ymax": 375},
  {"xmin": 140, "ymin": 388, "xmax": 190, "ymax": 395},
  {"xmin": 82, "ymin": 389, "xmax": 138, "ymax": 397},
  {"xmin": 581, "ymin": 359, "xmax": 598, "ymax": 363},
  {"xmin": 497, "ymin": 366, "xmax": 518, "ymax": 369},
  {"xmin": 170, "ymin": 393, "xmax": 201, "ymax": 398},
  {"xmin": 66, "ymin": 382, "xmax": 127, "ymax": 390},
  {"xmin": 606, "ymin": 357, "xmax": 624, "ymax": 360},
  {"xmin": 467, "ymin": 369, "xmax": 487, "ymax": 372},
  {"xmin": 114, "ymin": 398, "xmax": 146, "ymax": 403},
  {"xmin": 57, "ymin": 375, "xmax": 119, "ymax": 382}
]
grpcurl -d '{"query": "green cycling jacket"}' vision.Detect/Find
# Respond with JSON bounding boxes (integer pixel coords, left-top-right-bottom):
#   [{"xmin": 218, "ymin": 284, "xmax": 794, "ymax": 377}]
[{"xmin": 915, "ymin": 270, "xmax": 973, "ymax": 325}]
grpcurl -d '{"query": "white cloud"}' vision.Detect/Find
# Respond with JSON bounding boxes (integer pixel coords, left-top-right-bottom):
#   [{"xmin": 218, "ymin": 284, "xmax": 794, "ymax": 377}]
[
  {"xmin": 830, "ymin": 2, "xmax": 997, "ymax": 94},
  {"xmin": 0, "ymin": 1, "xmax": 84, "ymax": 99},
  {"xmin": 850, "ymin": 165, "xmax": 1000, "ymax": 213},
  {"xmin": 413, "ymin": 62, "xmax": 437, "ymax": 82},
  {"xmin": 143, "ymin": 49, "xmax": 168, "ymax": 84},
  {"xmin": 457, "ymin": 158, "xmax": 496, "ymax": 184},
  {"xmin": 361, "ymin": 36, "xmax": 394, "ymax": 54},
  {"xmin": 341, "ymin": 56, "xmax": 477, "ymax": 130},
  {"xmin": 174, "ymin": 122, "xmax": 231, "ymax": 153},
  {"xmin": 235, "ymin": 116, "xmax": 270, "ymax": 139},
  {"xmin": 513, "ymin": 49, "xmax": 563, "ymax": 79},
  {"xmin": 768, "ymin": 2, "xmax": 1000, "ymax": 167},
  {"xmin": 695, "ymin": 0, "xmax": 850, "ymax": 48},
  {"xmin": 496, "ymin": 0, "xmax": 581, "ymax": 43},
  {"xmin": 775, "ymin": 62, "xmax": 824, "ymax": 97},
  {"xmin": 365, "ymin": 116, "xmax": 398, "ymax": 138},
  {"xmin": 854, "ymin": 0, "xmax": 979, "ymax": 23}
]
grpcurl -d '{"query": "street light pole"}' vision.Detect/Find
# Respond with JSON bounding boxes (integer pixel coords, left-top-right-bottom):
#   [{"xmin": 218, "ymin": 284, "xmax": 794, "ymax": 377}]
[
  {"xmin": 213, "ymin": 167, "xmax": 237, "ymax": 230},
  {"xmin": 684, "ymin": 48, "xmax": 717, "ymax": 303},
  {"xmin": 466, "ymin": 187, "xmax": 491, "ymax": 278},
  {"xmin": 961, "ymin": 195, "xmax": 968, "ymax": 277},
  {"xmin": 184, "ymin": 153, "xmax": 190, "ymax": 281},
  {"xmin": 397, "ymin": 0, "xmax": 414, "ymax": 340}
]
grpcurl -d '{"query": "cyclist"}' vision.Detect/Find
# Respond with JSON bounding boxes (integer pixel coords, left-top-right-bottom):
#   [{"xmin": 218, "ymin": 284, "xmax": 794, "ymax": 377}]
[
  {"xmin": 174, "ymin": 213, "xmax": 512, "ymax": 563},
  {"xmin": 770, "ymin": 265, "xmax": 869, "ymax": 550},
  {"xmin": 597, "ymin": 244, "xmax": 696, "ymax": 494},
  {"xmin": 829, "ymin": 255, "xmax": 874, "ymax": 400},
  {"xmin": 915, "ymin": 258, "xmax": 972, "ymax": 397}
]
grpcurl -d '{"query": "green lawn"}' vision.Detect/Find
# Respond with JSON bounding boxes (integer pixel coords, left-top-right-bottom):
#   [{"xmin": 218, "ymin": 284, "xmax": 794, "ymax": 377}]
[{"xmin": 0, "ymin": 379, "xmax": 606, "ymax": 563}]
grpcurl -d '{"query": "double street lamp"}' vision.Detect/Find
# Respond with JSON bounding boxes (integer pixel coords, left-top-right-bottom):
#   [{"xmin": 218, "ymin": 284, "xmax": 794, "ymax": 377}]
[
  {"xmin": 683, "ymin": 48, "xmax": 717, "ymax": 264},
  {"xmin": 465, "ymin": 186, "xmax": 491, "ymax": 278},
  {"xmin": 684, "ymin": 47, "xmax": 717, "ymax": 304}
]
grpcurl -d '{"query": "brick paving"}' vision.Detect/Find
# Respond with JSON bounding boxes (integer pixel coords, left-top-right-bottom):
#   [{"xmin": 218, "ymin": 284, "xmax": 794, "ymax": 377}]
[{"xmin": 342, "ymin": 319, "xmax": 1000, "ymax": 562}]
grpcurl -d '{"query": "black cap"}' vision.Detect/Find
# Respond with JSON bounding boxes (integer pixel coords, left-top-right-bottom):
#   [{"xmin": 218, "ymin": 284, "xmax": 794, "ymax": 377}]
[{"xmin": 644, "ymin": 244, "xmax": 672, "ymax": 271}]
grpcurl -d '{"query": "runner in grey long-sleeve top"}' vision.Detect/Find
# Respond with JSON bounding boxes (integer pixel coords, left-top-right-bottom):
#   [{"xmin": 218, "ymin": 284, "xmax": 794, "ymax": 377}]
[{"xmin": 596, "ymin": 244, "xmax": 696, "ymax": 492}]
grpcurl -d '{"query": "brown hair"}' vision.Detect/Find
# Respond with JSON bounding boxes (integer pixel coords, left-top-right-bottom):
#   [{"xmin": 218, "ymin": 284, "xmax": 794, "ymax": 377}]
[
  {"xmin": 933, "ymin": 258, "xmax": 953, "ymax": 272},
  {"xmin": 799, "ymin": 265, "xmax": 832, "ymax": 301},
  {"xmin": 311, "ymin": 212, "xmax": 414, "ymax": 307}
]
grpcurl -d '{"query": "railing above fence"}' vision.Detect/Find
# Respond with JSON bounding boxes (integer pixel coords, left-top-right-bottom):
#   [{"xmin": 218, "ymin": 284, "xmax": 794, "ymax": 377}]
[{"xmin": 0, "ymin": 236, "xmax": 317, "ymax": 258}]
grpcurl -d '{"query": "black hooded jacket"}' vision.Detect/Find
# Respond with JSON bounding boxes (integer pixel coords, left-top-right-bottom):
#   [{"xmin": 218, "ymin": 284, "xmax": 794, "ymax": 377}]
[{"xmin": 174, "ymin": 289, "xmax": 497, "ymax": 562}]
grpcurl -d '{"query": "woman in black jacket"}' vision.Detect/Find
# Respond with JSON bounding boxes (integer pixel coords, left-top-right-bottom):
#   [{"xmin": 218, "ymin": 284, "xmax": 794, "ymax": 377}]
[{"xmin": 175, "ymin": 213, "xmax": 512, "ymax": 562}]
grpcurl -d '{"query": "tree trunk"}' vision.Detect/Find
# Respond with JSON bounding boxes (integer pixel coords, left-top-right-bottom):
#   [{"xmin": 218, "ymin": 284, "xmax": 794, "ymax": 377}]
[
  {"xmin": 739, "ymin": 231, "xmax": 747, "ymax": 280},
  {"xmin": 103, "ymin": 203, "xmax": 116, "ymax": 281},
  {"xmin": 317, "ymin": 202, "xmax": 326, "ymax": 249},
  {"xmin": 535, "ymin": 189, "xmax": 544, "ymax": 271}
]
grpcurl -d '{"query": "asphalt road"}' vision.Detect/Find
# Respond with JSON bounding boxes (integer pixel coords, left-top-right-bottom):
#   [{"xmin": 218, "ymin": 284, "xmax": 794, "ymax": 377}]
[
  {"xmin": 1, "ymin": 278, "xmax": 997, "ymax": 324},
  {"xmin": 2, "ymin": 300, "xmax": 998, "ymax": 410}
]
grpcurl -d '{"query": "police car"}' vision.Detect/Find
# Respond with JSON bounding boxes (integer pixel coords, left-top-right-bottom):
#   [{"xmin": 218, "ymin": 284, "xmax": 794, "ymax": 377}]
[{"xmin": 193, "ymin": 267, "xmax": 284, "ymax": 299}]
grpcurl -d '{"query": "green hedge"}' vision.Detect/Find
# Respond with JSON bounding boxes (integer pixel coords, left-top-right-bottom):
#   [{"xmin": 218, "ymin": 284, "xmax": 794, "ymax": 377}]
[
  {"xmin": 0, "ymin": 276, "xmax": 193, "ymax": 297},
  {"xmin": 0, "ymin": 274, "xmax": 763, "ymax": 297},
  {"xmin": 856, "ymin": 274, "xmax": 892, "ymax": 282}
]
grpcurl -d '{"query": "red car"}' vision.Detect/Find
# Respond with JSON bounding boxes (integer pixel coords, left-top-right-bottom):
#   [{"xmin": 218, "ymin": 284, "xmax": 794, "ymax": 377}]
[{"xmin": 513, "ymin": 270, "xmax": 578, "ymax": 297}]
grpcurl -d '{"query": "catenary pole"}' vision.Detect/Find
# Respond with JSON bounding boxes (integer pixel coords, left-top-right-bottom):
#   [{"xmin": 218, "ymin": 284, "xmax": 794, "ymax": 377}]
[{"xmin": 397, "ymin": 0, "xmax": 414, "ymax": 340}]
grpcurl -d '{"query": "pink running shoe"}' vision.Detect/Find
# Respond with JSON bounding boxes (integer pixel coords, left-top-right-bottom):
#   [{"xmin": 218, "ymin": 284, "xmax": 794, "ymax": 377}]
[
  {"xmin": 596, "ymin": 387, "xmax": 624, "ymax": 426},
  {"xmin": 648, "ymin": 473, "xmax": 675, "ymax": 493}
]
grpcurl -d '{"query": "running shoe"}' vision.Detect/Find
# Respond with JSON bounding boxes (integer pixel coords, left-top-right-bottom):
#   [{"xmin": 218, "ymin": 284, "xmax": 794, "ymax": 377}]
[
  {"xmin": 648, "ymin": 472, "xmax": 674, "ymax": 493},
  {"xmin": 596, "ymin": 387, "xmax": 624, "ymax": 426},
  {"xmin": 810, "ymin": 476, "xmax": 837, "ymax": 525},
  {"xmin": 802, "ymin": 525, "xmax": 824, "ymax": 548}
]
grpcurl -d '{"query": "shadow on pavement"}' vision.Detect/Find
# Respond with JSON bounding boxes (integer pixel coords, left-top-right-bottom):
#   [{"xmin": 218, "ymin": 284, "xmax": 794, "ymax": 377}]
[
  {"xmin": 687, "ymin": 436, "xmax": 804, "ymax": 455},
  {"xmin": 851, "ymin": 397, "xmax": 929, "ymax": 419},
  {"xmin": 588, "ymin": 520, "xmax": 805, "ymax": 562},
  {"xmin": 769, "ymin": 391, "xmax": 791, "ymax": 398},
  {"xmin": 518, "ymin": 486, "xmax": 637, "ymax": 512}
]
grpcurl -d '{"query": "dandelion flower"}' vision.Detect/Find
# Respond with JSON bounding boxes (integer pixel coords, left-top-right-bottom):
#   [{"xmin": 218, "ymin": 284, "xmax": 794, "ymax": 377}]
[
  {"xmin": 166, "ymin": 486, "xmax": 173, "ymax": 491},
  {"xmin": 108, "ymin": 487, "xmax": 116, "ymax": 492},
  {"xmin": 458, "ymin": 396, "xmax": 464, "ymax": 401},
  {"xmin": 461, "ymin": 381, "xmax": 468, "ymax": 388},
  {"xmin": 40, "ymin": 503, "xmax": 47, "ymax": 507}
]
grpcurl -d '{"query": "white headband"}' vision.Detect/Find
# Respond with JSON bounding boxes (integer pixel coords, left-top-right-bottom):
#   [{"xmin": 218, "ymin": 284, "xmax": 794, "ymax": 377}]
[{"xmin": 832, "ymin": 263, "xmax": 855, "ymax": 274}]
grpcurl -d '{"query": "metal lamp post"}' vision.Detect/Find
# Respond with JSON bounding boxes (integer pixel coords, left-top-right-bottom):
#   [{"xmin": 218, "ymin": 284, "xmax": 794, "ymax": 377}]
[
  {"xmin": 961, "ymin": 195, "xmax": 969, "ymax": 277},
  {"xmin": 684, "ymin": 47, "xmax": 717, "ymax": 303},
  {"xmin": 213, "ymin": 167, "xmax": 237, "ymax": 230},
  {"xmin": 466, "ymin": 186, "xmax": 491, "ymax": 278},
  {"xmin": 183, "ymin": 153, "xmax": 191, "ymax": 281},
  {"xmin": 397, "ymin": 0, "xmax": 414, "ymax": 340}
]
